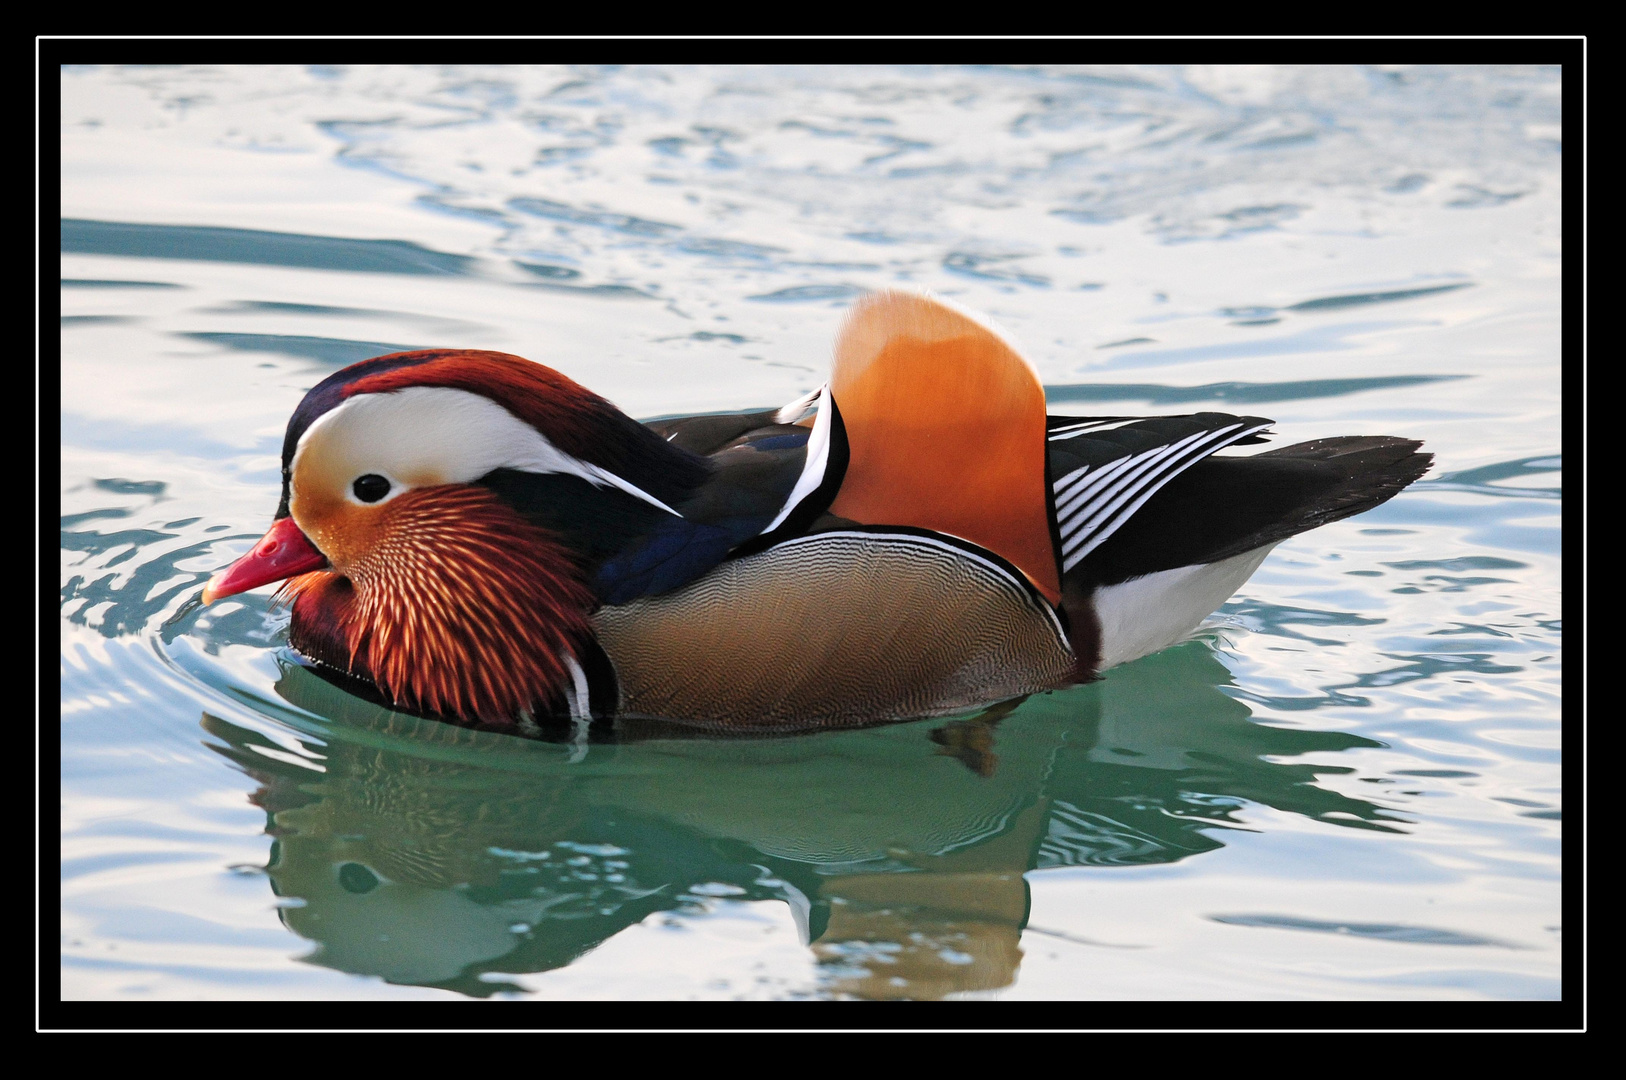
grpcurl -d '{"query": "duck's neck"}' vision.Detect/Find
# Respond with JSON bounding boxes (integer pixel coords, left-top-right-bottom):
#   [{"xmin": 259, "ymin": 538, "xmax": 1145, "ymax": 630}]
[
  {"xmin": 475, "ymin": 468, "xmax": 672, "ymax": 571},
  {"xmin": 475, "ymin": 412, "xmax": 714, "ymax": 577}
]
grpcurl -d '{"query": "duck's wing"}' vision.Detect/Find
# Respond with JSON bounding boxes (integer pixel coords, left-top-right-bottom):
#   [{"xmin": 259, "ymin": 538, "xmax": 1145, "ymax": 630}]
[
  {"xmin": 604, "ymin": 289, "xmax": 1065, "ymax": 606},
  {"xmin": 1066, "ymin": 432, "xmax": 1432, "ymax": 589},
  {"xmin": 616, "ymin": 292, "xmax": 1074, "ymax": 608},
  {"xmin": 1046, "ymin": 413, "xmax": 1278, "ymax": 579},
  {"xmin": 614, "ymin": 297, "xmax": 1326, "ymax": 615},
  {"xmin": 644, "ymin": 407, "xmax": 793, "ymax": 455},
  {"xmin": 597, "ymin": 411, "xmax": 823, "ymax": 604}
]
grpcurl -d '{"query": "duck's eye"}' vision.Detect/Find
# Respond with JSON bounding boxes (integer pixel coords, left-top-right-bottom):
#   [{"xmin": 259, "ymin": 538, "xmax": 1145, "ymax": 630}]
[{"xmin": 352, "ymin": 474, "xmax": 392, "ymax": 503}]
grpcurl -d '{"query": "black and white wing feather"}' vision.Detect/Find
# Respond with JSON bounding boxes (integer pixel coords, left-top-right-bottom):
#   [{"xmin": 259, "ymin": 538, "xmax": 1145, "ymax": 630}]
[{"xmin": 1047, "ymin": 413, "xmax": 1275, "ymax": 574}]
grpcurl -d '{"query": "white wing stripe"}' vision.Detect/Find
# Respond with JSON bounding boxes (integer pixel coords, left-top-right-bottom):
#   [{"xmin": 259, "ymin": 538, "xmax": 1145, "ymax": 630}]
[
  {"xmin": 1056, "ymin": 425, "xmax": 1241, "ymax": 528},
  {"xmin": 1059, "ymin": 426, "xmax": 1239, "ymax": 542},
  {"xmin": 1061, "ymin": 426, "xmax": 1241, "ymax": 552},
  {"xmin": 1052, "ymin": 424, "xmax": 1216, "ymax": 507},
  {"xmin": 1051, "ymin": 461, "xmax": 1092, "ymax": 497},
  {"xmin": 758, "ymin": 384, "xmax": 831, "ymax": 536},
  {"xmin": 1055, "ymin": 428, "xmax": 1213, "ymax": 522},
  {"xmin": 1047, "ymin": 417, "xmax": 1144, "ymax": 441},
  {"xmin": 774, "ymin": 386, "xmax": 823, "ymax": 425},
  {"xmin": 1061, "ymin": 425, "xmax": 1246, "ymax": 549},
  {"xmin": 1056, "ymin": 456, "xmax": 1143, "ymax": 527},
  {"xmin": 1059, "ymin": 423, "xmax": 1272, "ymax": 571},
  {"xmin": 1055, "ymin": 447, "xmax": 1162, "ymax": 519}
]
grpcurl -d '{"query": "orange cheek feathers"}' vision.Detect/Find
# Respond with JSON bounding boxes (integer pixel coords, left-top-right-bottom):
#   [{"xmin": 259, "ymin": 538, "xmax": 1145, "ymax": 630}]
[{"xmin": 282, "ymin": 485, "xmax": 596, "ymax": 725}]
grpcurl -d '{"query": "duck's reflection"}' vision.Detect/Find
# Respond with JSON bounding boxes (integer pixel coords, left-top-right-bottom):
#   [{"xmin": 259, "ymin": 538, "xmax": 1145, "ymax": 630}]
[{"xmin": 202, "ymin": 641, "xmax": 1401, "ymax": 999}]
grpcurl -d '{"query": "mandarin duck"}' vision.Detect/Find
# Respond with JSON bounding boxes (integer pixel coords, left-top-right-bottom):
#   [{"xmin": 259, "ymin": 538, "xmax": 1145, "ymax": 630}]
[{"xmin": 202, "ymin": 291, "xmax": 1431, "ymax": 734}]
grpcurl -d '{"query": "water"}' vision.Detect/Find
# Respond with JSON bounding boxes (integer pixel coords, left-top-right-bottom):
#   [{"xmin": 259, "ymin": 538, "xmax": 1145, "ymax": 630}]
[{"xmin": 59, "ymin": 65, "xmax": 1563, "ymax": 1003}]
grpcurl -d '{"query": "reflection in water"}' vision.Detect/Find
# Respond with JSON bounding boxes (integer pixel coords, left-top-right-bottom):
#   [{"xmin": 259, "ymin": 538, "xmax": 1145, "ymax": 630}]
[{"xmin": 200, "ymin": 641, "xmax": 1399, "ymax": 999}]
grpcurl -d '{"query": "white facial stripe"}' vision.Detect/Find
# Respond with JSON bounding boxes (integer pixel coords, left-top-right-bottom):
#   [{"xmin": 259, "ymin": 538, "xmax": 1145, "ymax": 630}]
[{"xmin": 292, "ymin": 386, "xmax": 679, "ymax": 514}]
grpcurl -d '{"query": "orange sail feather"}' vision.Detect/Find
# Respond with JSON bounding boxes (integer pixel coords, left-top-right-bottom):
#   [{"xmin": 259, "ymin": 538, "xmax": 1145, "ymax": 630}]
[{"xmin": 828, "ymin": 292, "xmax": 1062, "ymax": 603}]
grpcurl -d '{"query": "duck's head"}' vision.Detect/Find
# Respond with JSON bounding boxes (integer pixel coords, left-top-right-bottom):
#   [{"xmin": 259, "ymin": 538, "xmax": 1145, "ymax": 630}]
[{"xmin": 203, "ymin": 349, "xmax": 708, "ymax": 727}]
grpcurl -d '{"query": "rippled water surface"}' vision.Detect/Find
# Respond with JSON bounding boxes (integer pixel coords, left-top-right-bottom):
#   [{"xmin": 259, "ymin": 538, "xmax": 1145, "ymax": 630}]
[{"xmin": 59, "ymin": 64, "xmax": 1563, "ymax": 1005}]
